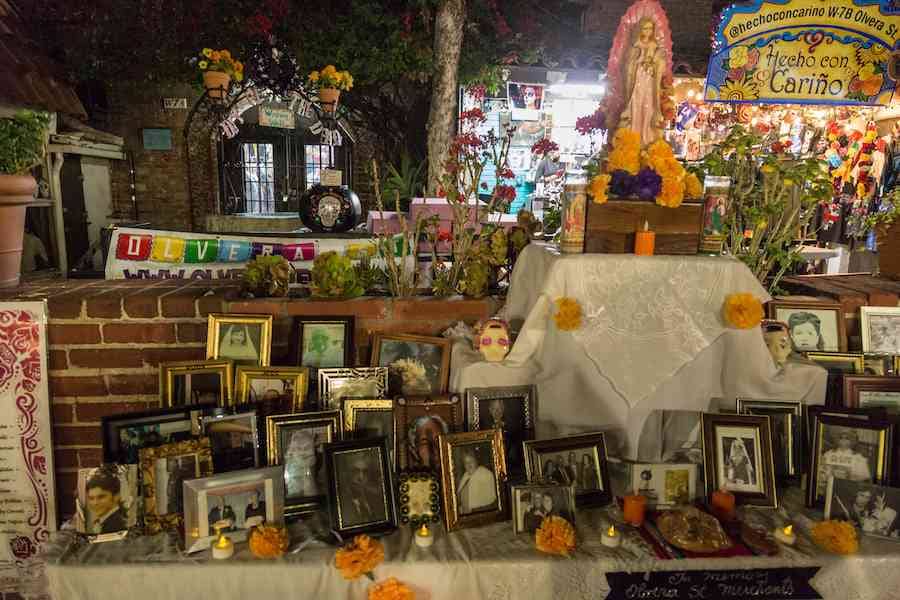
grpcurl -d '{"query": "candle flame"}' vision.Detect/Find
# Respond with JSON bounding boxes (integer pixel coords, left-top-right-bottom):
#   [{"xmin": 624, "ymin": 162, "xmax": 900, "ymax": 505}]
[
  {"xmin": 417, "ymin": 524, "xmax": 430, "ymax": 536},
  {"xmin": 214, "ymin": 535, "xmax": 230, "ymax": 549},
  {"xmin": 783, "ymin": 525, "xmax": 793, "ymax": 536},
  {"xmin": 607, "ymin": 525, "xmax": 616, "ymax": 537}
]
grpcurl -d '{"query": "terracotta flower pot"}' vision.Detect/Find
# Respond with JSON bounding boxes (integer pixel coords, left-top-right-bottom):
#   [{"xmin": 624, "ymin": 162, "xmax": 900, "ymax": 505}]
[
  {"xmin": 203, "ymin": 70, "xmax": 232, "ymax": 100},
  {"xmin": 319, "ymin": 87, "xmax": 340, "ymax": 112},
  {"xmin": 0, "ymin": 174, "xmax": 36, "ymax": 288}
]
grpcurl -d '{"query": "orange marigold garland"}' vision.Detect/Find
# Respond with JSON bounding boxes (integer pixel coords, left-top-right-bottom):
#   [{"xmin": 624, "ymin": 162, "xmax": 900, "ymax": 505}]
[
  {"xmin": 722, "ymin": 293, "xmax": 764, "ymax": 329},
  {"xmin": 368, "ymin": 577, "xmax": 415, "ymax": 600},
  {"xmin": 553, "ymin": 297, "xmax": 582, "ymax": 331},
  {"xmin": 334, "ymin": 534, "xmax": 385, "ymax": 580},
  {"xmin": 811, "ymin": 520, "xmax": 859, "ymax": 555},
  {"xmin": 536, "ymin": 515, "xmax": 577, "ymax": 557}
]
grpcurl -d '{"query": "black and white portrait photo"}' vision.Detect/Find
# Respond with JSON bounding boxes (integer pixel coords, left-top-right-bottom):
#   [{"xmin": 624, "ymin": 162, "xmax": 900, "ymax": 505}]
[
  {"xmin": 479, "ymin": 396, "xmax": 529, "ymax": 478},
  {"xmin": 77, "ymin": 464, "xmax": 139, "ymax": 535},
  {"xmin": 816, "ymin": 424, "xmax": 878, "ymax": 498},
  {"xmin": 154, "ymin": 454, "xmax": 200, "ymax": 515},
  {"xmin": 512, "ymin": 485, "xmax": 575, "ymax": 534},
  {"xmin": 405, "ymin": 414, "xmax": 449, "ymax": 469},
  {"xmin": 218, "ymin": 323, "xmax": 263, "ymax": 365},
  {"xmin": 334, "ymin": 448, "xmax": 389, "ymax": 527},
  {"xmin": 281, "ymin": 426, "xmax": 328, "ymax": 499},
  {"xmin": 773, "ymin": 307, "xmax": 840, "ymax": 352},
  {"xmin": 354, "ymin": 409, "xmax": 394, "ymax": 445},
  {"xmin": 826, "ymin": 479, "xmax": 900, "ymax": 539},
  {"xmin": 719, "ymin": 433, "xmax": 760, "ymax": 493},
  {"xmin": 207, "ymin": 483, "xmax": 269, "ymax": 532},
  {"xmin": 301, "ymin": 322, "xmax": 347, "ymax": 369},
  {"xmin": 453, "ymin": 443, "xmax": 498, "ymax": 516},
  {"xmin": 862, "ymin": 308, "xmax": 900, "ymax": 355}
]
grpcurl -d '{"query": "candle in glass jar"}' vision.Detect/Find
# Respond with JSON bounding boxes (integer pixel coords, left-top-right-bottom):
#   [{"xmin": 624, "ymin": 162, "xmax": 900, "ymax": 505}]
[
  {"xmin": 634, "ymin": 221, "xmax": 655, "ymax": 256},
  {"xmin": 623, "ymin": 494, "xmax": 647, "ymax": 527},
  {"xmin": 711, "ymin": 488, "xmax": 736, "ymax": 521}
]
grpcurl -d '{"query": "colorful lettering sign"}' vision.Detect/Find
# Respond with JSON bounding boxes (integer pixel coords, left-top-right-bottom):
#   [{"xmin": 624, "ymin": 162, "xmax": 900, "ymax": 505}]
[
  {"xmin": 217, "ymin": 240, "xmax": 252, "ymax": 262},
  {"xmin": 184, "ymin": 238, "xmax": 219, "ymax": 263},
  {"xmin": 149, "ymin": 236, "xmax": 186, "ymax": 262},
  {"xmin": 705, "ymin": 0, "xmax": 900, "ymax": 105},
  {"xmin": 251, "ymin": 242, "xmax": 284, "ymax": 258},
  {"xmin": 115, "ymin": 233, "xmax": 152, "ymax": 260}
]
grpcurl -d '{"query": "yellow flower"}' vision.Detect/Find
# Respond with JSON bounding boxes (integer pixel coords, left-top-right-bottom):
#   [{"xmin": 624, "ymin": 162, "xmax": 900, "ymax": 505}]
[
  {"xmin": 198, "ymin": 60, "xmax": 208, "ymax": 70},
  {"xmin": 719, "ymin": 78, "xmax": 759, "ymax": 101},
  {"xmin": 858, "ymin": 63, "xmax": 876, "ymax": 81},
  {"xmin": 729, "ymin": 46, "xmax": 749, "ymax": 69},
  {"xmin": 656, "ymin": 177, "xmax": 685, "ymax": 208},
  {"xmin": 858, "ymin": 43, "xmax": 888, "ymax": 65},
  {"xmin": 368, "ymin": 577, "xmax": 414, "ymax": 600},
  {"xmin": 685, "ymin": 172, "xmax": 703, "ymax": 199},
  {"xmin": 811, "ymin": 520, "xmax": 859, "ymax": 555},
  {"xmin": 553, "ymin": 297, "xmax": 582, "ymax": 331},
  {"xmin": 612, "ymin": 129, "xmax": 641, "ymax": 153},
  {"xmin": 857, "ymin": 183, "xmax": 867, "ymax": 198},
  {"xmin": 210, "ymin": 51, "xmax": 221, "ymax": 62},
  {"xmin": 647, "ymin": 139, "xmax": 674, "ymax": 161},
  {"xmin": 589, "ymin": 174, "xmax": 611, "ymax": 204},
  {"xmin": 234, "ymin": 71, "xmax": 244, "ymax": 82},
  {"xmin": 309, "ymin": 71, "xmax": 320, "ymax": 82},
  {"xmin": 322, "ymin": 64, "xmax": 337, "ymax": 77},
  {"xmin": 607, "ymin": 148, "xmax": 640, "ymax": 175},
  {"xmin": 220, "ymin": 49, "xmax": 231, "ymax": 60},
  {"xmin": 536, "ymin": 515, "xmax": 576, "ymax": 557},
  {"xmin": 722, "ymin": 293, "xmax": 764, "ymax": 329},
  {"xmin": 234, "ymin": 61, "xmax": 244, "ymax": 73},
  {"xmin": 202, "ymin": 48, "xmax": 213, "ymax": 58},
  {"xmin": 334, "ymin": 535, "xmax": 384, "ymax": 580},
  {"xmin": 760, "ymin": 164, "xmax": 775, "ymax": 174}
]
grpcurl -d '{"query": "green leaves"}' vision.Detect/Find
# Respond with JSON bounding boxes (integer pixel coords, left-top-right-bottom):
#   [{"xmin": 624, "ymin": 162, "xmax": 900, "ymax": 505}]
[{"xmin": 0, "ymin": 111, "xmax": 50, "ymax": 176}]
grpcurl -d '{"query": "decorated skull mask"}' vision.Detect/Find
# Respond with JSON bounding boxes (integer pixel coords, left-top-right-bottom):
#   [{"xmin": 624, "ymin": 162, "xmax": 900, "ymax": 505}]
[{"xmin": 474, "ymin": 319, "xmax": 511, "ymax": 362}]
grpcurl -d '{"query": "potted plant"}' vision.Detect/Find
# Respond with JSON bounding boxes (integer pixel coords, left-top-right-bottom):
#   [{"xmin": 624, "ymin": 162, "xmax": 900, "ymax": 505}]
[
  {"xmin": 197, "ymin": 48, "xmax": 244, "ymax": 100},
  {"xmin": 0, "ymin": 110, "xmax": 49, "ymax": 287},
  {"xmin": 308, "ymin": 65, "xmax": 353, "ymax": 113}
]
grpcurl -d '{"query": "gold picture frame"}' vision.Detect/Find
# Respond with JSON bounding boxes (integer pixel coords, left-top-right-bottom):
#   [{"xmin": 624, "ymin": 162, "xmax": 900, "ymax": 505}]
[
  {"xmin": 235, "ymin": 366, "xmax": 309, "ymax": 411},
  {"xmin": 317, "ymin": 367, "xmax": 389, "ymax": 409},
  {"xmin": 438, "ymin": 429, "xmax": 507, "ymax": 532},
  {"xmin": 342, "ymin": 398, "xmax": 394, "ymax": 458},
  {"xmin": 159, "ymin": 359, "xmax": 234, "ymax": 407},
  {"xmin": 206, "ymin": 313, "xmax": 273, "ymax": 367},
  {"xmin": 805, "ymin": 352, "xmax": 865, "ymax": 372},
  {"xmin": 370, "ymin": 333, "xmax": 451, "ymax": 395},
  {"xmin": 139, "ymin": 438, "xmax": 214, "ymax": 534}
]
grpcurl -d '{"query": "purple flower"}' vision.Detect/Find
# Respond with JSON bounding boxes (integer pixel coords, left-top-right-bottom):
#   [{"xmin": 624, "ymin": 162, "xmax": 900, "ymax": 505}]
[
  {"xmin": 635, "ymin": 167, "xmax": 662, "ymax": 201},
  {"xmin": 609, "ymin": 170, "xmax": 636, "ymax": 197}
]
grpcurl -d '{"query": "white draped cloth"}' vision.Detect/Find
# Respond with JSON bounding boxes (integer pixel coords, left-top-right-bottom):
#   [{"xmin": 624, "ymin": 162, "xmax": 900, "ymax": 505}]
[{"xmin": 452, "ymin": 244, "xmax": 827, "ymax": 458}]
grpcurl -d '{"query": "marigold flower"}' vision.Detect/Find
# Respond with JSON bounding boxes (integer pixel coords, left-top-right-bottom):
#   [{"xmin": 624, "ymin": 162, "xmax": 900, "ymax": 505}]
[
  {"xmin": 553, "ymin": 297, "xmax": 582, "ymax": 331},
  {"xmin": 722, "ymin": 293, "xmax": 764, "ymax": 329},
  {"xmin": 248, "ymin": 524, "xmax": 289, "ymax": 559},
  {"xmin": 368, "ymin": 577, "xmax": 415, "ymax": 600},
  {"xmin": 210, "ymin": 51, "xmax": 221, "ymax": 62},
  {"xmin": 811, "ymin": 520, "xmax": 858, "ymax": 555},
  {"xmin": 334, "ymin": 534, "xmax": 385, "ymax": 580},
  {"xmin": 309, "ymin": 71, "xmax": 320, "ymax": 82},
  {"xmin": 607, "ymin": 148, "xmax": 640, "ymax": 175},
  {"xmin": 646, "ymin": 139, "xmax": 674, "ymax": 161},
  {"xmin": 535, "ymin": 515, "xmax": 576, "ymax": 557},
  {"xmin": 220, "ymin": 49, "xmax": 231, "ymax": 60},
  {"xmin": 656, "ymin": 177, "xmax": 685, "ymax": 208},
  {"xmin": 684, "ymin": 172, "xmax": 703, "ymax": 199},
  {"xmin": 589, "ymin": 174, "xmax": 611, "ymax": 204}
]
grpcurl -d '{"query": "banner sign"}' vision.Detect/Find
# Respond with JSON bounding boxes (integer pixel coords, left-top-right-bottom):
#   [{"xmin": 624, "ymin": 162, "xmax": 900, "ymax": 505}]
[
  {"xmin": 606, "ymin": 568, "xmax": 822, "ymax": 600},
  {"xmin": 258, "ymin": 105, "xmax": 296, "ymax": 129},
  {"xmin": 705, "ymin": 0, "xmax": 900, "ymax": 105},
  {"xmin": 105, "ymin": 227, "xmax": 376, "ymax": 281}
]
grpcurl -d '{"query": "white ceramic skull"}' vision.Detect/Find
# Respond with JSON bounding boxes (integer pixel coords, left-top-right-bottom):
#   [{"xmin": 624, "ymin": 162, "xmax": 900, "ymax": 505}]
[{"xmin": 474, "ymin": 319, "xmax": 511, "ymax": 362}]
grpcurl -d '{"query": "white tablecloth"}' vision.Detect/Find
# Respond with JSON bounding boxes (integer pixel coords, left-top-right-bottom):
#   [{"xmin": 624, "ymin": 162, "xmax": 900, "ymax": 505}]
[{"xmin": 452, "ymin": 244, "xmax": 828, "ymax": 458}]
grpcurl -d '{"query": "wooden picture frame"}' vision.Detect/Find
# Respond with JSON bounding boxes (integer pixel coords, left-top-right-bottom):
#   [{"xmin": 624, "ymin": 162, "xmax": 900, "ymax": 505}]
[
  {"xmin": 102, "ymin": 405, "xmax": 209, "ymax": 464},
  {"xmin": 524, "ymin": 432, "xmax": 612, "ymax": 507},
  {"xmin": 438, "ymin": 429, "xmax": 507, "ymax": 532},
  {"xmin": 370, "ymin": 333, "xmax": 451, "ymax": 395},
  {"xmin": 159, "ymin": 360, "xmax": 234, "ymax": 407},
  {"xmin": 807, "ymin": 415, "xmax": 893, "ymax": 507},
  {"xmin": 394, "ymin": 394, "xmax": 465, "ymax": 472},
  {"xmin": 805, "ymin": 404, "xmax": 887, "ymax": 461},
  {"xmin": 235, "ymin": 365, "xmax": 309, "ymax": 411},
  {"xmin": 767, "ymin": 300, "xmax": 847, "ymax": 353},
  {"xmin": 206, "ymin": 313, "xmax": 273, "ymax": 367},
  {"xmin": 289, "ymin": 316, "xmax": 355, "ymax": 369},
  {"xmin": 860, "ymin": 306, "xmax": 900, "ymax": 355},
  {"xmin": 701, "ymin": 413, "xmax": 778, "ymax": 508},
  {"xmin": 317, "ymin": 367, "xmax": 389, "ymax": 409},
  {"xmin": 736, "ymin": 398, "xmax": 803, "ymax": 478},
  {"xmin": 324, "ymin": 437, "xmax": 398, "ymax": 537},
  {"xmin": 510, "ymin": 483, "xmax": 575, "ymax": 535},
  {"xmin": 266, "ymin": 410, "xmax": 342, "ymax": 516},
  {"xmin": 844, "ymin": 375, "xmax": 900, "ymax": 412},
  {"xmin": 139, "ymin": 438, "xmax": 214, "ymax": 534},
  {"xmin": 397, "ymin": 471, "xmax": 441, "ymax": 528}
]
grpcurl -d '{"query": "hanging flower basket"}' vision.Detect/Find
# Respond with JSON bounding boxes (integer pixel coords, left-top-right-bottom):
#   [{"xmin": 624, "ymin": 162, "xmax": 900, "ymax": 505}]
[
  {"xmin": 319, "ymin": 87, "xmax": 340, "ymax": 112},
  {"xmin": 203, "ymin": 71, "xmax": 232, "ymax": 100}
]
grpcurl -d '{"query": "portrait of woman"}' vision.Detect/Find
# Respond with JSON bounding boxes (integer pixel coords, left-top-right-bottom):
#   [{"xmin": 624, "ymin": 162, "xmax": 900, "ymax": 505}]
[
  {"xmin": 723, "ymin": 436, "xmax": 757, "ymax": 490},
  {"xmin": 787, "ymin": 312, "xmax": 825, "ymax": 352},
  {"xmin": 579, "ymin": 453, "xmax": 600, "ymax": 490},
  {"xmin": 283, "ymin": 429, "xmax": 322, "ymax": 498}
]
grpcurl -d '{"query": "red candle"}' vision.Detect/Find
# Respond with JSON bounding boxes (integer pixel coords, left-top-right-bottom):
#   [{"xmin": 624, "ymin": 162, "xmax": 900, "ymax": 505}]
[
  {"xmin": 623, "ymin": 494, "xmax": 647, "ymax": 527},
  {"xmin": 711, "ymin": 489, "xmax": 736, "ymax": 521},
  {"xmin": 634, "ymin": 220, "xmax": 655, "ymax": 256}
]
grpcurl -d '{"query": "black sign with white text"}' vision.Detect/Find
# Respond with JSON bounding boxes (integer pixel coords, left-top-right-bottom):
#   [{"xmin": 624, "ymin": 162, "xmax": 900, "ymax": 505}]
[{"xmin": 605, "ymin": 568, "xmax": 822, "ymax": 600}]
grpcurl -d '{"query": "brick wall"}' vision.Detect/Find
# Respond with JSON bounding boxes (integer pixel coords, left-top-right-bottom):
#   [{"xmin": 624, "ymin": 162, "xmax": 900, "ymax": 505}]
[{"xmin": 4, "ymin": 280, "xmax": 499, "ymax": 520}]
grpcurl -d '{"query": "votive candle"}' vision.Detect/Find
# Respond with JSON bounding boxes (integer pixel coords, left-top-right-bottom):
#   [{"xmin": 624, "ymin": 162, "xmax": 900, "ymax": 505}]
[
  {"xmin": 774, "ymin": 524, "xmax": 796, "ymax": 546},
  {"xmin": 623, "ymin": 494, "xmax": 647, "ymax": 527},
  {"xmin": 415, "ymin": 523, "xmax": 434, "ymax": 548},
  {"xmin": 711, "ymin": 488, "xmax": 736, "ymax": 521},
  {"xmin": 634, "ymin": 221, "xmax": 655, "ymax": 256},
  {"xmin": 601, "ymin": 524, "xmax": 622, "ymax": 548}
]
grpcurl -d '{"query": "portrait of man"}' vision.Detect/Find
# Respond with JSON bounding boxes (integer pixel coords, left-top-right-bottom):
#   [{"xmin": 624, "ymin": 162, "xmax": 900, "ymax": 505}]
[
  {"xmin": 302, "ymin": 323, "xmax": 346, "ymax": 368},
  {"xmin": 817, "ymin": 426, "xmax": 874, "ymax": 497},
  {"xmin": 85, "ymin": 469, "xmax": 128, "ymax": 534},
  {"xmin": 244, "ymin": 489, "xmax": 267, "ymax": 522},
  {"xmin": 218, "ymin": 323, "xmax": 263, "ymax": 365},
  {"xmin": 406, "ymin": 414, "xmax": 449, "ymax": 469},
  {"xmin": 480, "ymin": 397, "xmax": 528, "ymax": 478},
  {"xmin": 455, "ymin": 445, "xmax": 497, "ymax": 515},
  {"xmin": 335, "ymin": 449, "xmax": 388, "ymax": 527}
]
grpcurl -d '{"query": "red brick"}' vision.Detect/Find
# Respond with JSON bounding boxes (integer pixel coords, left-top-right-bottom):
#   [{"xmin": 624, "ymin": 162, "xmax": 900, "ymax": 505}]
[
  {"xmin": 123, "ymin": 292, "xmax": 159, "ymax": 318},
  {"xmin": 276, "ymin": 298, "xmax": 389, "ymax": 319},
  {"xmin": 197, "ymin": 290, "xmax": 234, "ymax": 316},
  {"xmin": 53, "ymin": 425, "xmax": 103, "ymax": 445},
  {"xmin": 76, "ymin": 401, "xmax": 151, "ymax": 422},
  {"xmin": 142, "ymin": 346, "xmax": 206, "ymax": 366},
  {"xmin": 85, "ymin": 293, "xmax": 123, "ymax": 318},
  {"xmin": 103, "ymin": 322, "xmax": 176, "ymax": 343},
  {"xmin": 79, "ymin": 448, "xmax": 103, "ymax": 468},
  {"xmin": 47, "ymin": 295, "xmax": 83, "ymax": 319},
  {"xmin": 392, "ymin": 296, "xmax": 496, "ymax": 321},
  {"xmin": 161, "ymin": 292, "xmax": 198, "ymax": 317},
  {"xmin": 49, "ymin": 350, "xmax": 67, "ymax": 370},
  {"xmin": 48, "ymin": 324, "xmax": 101, "ymax": 345},
  {"xmin": 357, "ymin": 319, "xmax": 449, "ymax": 338},
  {"xmin": 52, "ymin": 403, "xmax": 73, "ymax": 423},
  {"xmin": 50, "ymin": 376, "xmax": 107, "ymax": 397},
  {"xmin": 177, "ymin": 322, "xmax": 208, "ymax": 343},
  {"xmin": 68, "ymin": 348, "xmax": 144, "ymax": 369},
  {"xmin": 54, "ymin": 448, "xmax": 79, "ymax": 469},
  {"xmin": 107, "ymin": 373, "xmax": 159, "ymax": 395}
]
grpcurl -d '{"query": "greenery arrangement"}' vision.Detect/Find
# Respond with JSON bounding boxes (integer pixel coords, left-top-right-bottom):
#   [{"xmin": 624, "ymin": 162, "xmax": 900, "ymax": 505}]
[
  {"xmin": 197, "ymin": 48, "xmax": 244, "ymax": 81},
  {"xmin": 310, "ymin": 251, "xmax": 364, "ymax": 298},
  {"xmin": 0, "ymin": 111, "xmax": 50, "ymax": 176},
  {"xmin": 379, "ymin": 153, "xmax": 425, "ymax": 214},
  {"xmin": 308, "ymin": 65, "xmax": 354, "ymax": 90},
  {"xmin": 243, "ymin": 255, "xmax": 290, "ymax": 297}
]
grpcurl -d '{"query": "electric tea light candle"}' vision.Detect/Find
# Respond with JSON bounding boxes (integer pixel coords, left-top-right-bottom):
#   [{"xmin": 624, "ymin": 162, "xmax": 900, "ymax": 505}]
[
  {"xmin": 211, "ymin": 523, "xmax": 234, "ymax": 560},
  {"xmin": 602, "ymin": 525, "xmax": 621, "ymax": 548},
  {"xmin": 415, "ymin": 523, "xmax": 434, "ymax": 548},
  {"xmin": 775, "ymin": 524, "xmax": 796, "ymax": 546}
]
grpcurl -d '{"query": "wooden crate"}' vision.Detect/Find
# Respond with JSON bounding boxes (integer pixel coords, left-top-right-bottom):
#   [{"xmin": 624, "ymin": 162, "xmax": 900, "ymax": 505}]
[
  {"xmin": 878, "ymin": 222, "xmax": 900, "ymax": 280},
  {"xmin": 584, "ymin": 199, "xmax": 703, "ymax": 254}
]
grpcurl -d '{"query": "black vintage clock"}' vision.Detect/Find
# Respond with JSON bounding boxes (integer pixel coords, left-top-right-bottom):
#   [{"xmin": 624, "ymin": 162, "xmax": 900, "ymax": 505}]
[{"xmin": 299, "ymin": 185, "xmax": 362, "ymax": 233}]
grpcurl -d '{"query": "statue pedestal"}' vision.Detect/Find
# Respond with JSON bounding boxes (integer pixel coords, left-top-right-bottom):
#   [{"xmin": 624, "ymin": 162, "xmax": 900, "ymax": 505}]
[{"xmin": 585, "ymin": 198, "xmax": 703, "ymax": 255}]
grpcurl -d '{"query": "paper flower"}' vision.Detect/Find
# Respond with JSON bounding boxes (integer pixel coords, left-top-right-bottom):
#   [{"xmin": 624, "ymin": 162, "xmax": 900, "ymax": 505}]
[
  {"xmin": 719, "ymin": 78, "xmax": 760, "ymax": 101},
  {"xmin": 334, "ymin": 534, "xmax": 385, "ymax": 580},
  {"xmin": 722, "ymin": 293, "xmax": 764, "ymax": 329},
  {"xmin": 589, "ymin": 174, "xmax": 611, "ymax": 204},
  {"xmin": 536, "ymin": 515, "xmax": 576, "ymax": 557},
  {"xmin": 553, "ymin": 297, "xmax": 582, "ymax": 331},
  {"xmin": 609, "ymin": 169, "xmax": 637, "ymax": 197},
  {"xmin": 685, "ymin": 173, "xmax": 703, "ymax": 199},
  {"xmin": 368, "ymin": 577, "xmax": 415, "ymax": 600},
  {"xmin": 811, "ymin": 520, "xmax": 858, "ymax": 555}
]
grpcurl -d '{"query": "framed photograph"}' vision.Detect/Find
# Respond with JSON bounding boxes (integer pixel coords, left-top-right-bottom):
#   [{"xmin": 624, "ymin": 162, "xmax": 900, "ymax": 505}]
[
  {"xmin": 397, "ymin": 472, "xmax": 441, "ymax": 528},
  {"xmin": 394, "ymin": 394, "xmax": 464, "ymax": 471},
  {"xmin": 844, "ymin": 375, "xmax": 900, "ymax": 412},
  {"xmin": 160, "ymin": 360, "xmax": 234, "ymax": 407},
  {"xmin": 861, "ymin": 307, "xmax": 900, "ymax": 355},
  {"xmin": 324, "ymin": 437, "xmax": 398, "ymax": 537},
  {"xmin": 630, "ymin": 463, "xmax": 698, "ymax": 509},
  {"xmin": 206, "ymin": 313, "xmax": 273, "ymax": 367},
  {"xmin": 371, "ymin": 333, "xmax": 451, "ymax": 396},
  {"xmin": 864, "ymin": 355, "xmax": 893, "ymax": 376},
  {"xmin": 200, "ymin": 410, "xmax": 259, "ymax": 473},
  {"xmin": 701, "ymin": 413, "xmax": 777, "ymax": 507},
  {"xmin": 76, "ymin": 464, "xmax": 139, "ymax": 538},
  {"xmin": 318, "ymin": 367, "xmax": 389, "ymax": 409},
  {"xmin": 439, "ymin": 429, "xmax": 507, "ymax": 532},
  {"xmin": 507, "ymin": 82, "xmax": 544, "ymax": 120},
  {"xmin": 825, "ymin": 477, "xmax": 900, "ymax": 540},
  {"xmin": 290, "ymin": 316, "xmax": 354, "ymax": 369},
  {"xmin": 267, "ymin": 411, "xmax": 342, "ymax": 516},
  {"xmin": 805, "ymin": 405, "xmax": 887, "ymax": 457},
  {"xmin": 768, "ymin": 300, "xmax": 846, "ymax": 352},
  {"xmin": 343, "ymin": 399, "xmax": 394, "ymax": 452},
  {"xmin": 511, "ymin": 484, "xmax": 575, "ymax": 534},
  {"xmin": 235, "ymin": 366, "xmax": 309, "ymax": 411},
  {"xmin": 183, "ymin": 466, "xmax": 285, "ymax": 553},
  {"xmin": 806, "ymin": 352, "xmax": 865, "ymax": 405},
  {"xmin": 465, "ymin": 385, "xmax": 536, "ymax": 480},
  {"xmin": 139, "ymin": 438, "xmax": 214, "ymax": 534},
  {"xmin": 102, "ymin": 406, "xmax": 208, "ymax": 464},
  {"xmin": 524, "ymin": 432, "xmax": 612, "ymax": 507},
  {"xmin": 736, "ymin": 398, "xmax": 803, "ymax": 478},
  {"xmin": 807, "ymin": 415, "xmax": 894, "ymax": 507}
]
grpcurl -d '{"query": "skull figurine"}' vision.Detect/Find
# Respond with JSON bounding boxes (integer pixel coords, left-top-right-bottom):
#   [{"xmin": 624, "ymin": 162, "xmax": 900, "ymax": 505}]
[{"xmin": 474, "ymin": 319, "xmax": 511, "ymax": 362}]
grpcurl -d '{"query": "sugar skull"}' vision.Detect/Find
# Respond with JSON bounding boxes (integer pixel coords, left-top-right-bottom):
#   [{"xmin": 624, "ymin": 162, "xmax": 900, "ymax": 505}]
[{"xmin": 474, "ymin": 319, "xmax": 511, "ymax": 362}]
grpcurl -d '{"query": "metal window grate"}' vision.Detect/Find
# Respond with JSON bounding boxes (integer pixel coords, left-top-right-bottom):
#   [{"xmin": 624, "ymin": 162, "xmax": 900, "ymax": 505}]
[
  {"xmin": 241, "ymin": 143, "xmax": 276, "ymax": 213},
  {"xmin": 305, "ymin": 144, "xmax": 335, "ymax": 189}
]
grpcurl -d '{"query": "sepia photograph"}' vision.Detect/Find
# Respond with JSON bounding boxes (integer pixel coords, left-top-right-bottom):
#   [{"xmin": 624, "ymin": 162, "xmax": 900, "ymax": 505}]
[
  {"xmin": 77, "ymin": 464, "xmax": 139, "ymax": 536},
  {"xmin": 825, "ymin": 478, "xmax": 900, "ymax": 540},
  {"xmin": 815, "ymin": 423, "xmax": 879, "ymax": 498},
  {"xmin": 525, "ymin": 433, "xmax": 612, "ymax": 507},
  {"xmin": 861, "ymin": 308, "xmax": 900, "ymax": 355},
  {"xmin": 405, "ymin": 414, "xmax": 450, "ymax": 470},
  {"xmin": 327, "ymin": 441, "xmax": 396, "ymax": 534},
  {"xmin": 511, "ymin": 484, "xmax": 575, "ymax": 534},
  {"xmin": 207, "ymin": 314, "xmax": 273, "ymax": 367},
  {"xmin": 770, "ymin": 302, "xmax": 845, "ymax": 352},
  {"xmin": 372, "ymin": 334, "xmax": 450, "ymax": 396},
  {"xmin": 440, "ymin": 431, "xmax": 507, "ymax": 532},
  {"xmin": 206, "ymin": 482, "xmax": 269, "ymax": 532}
]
